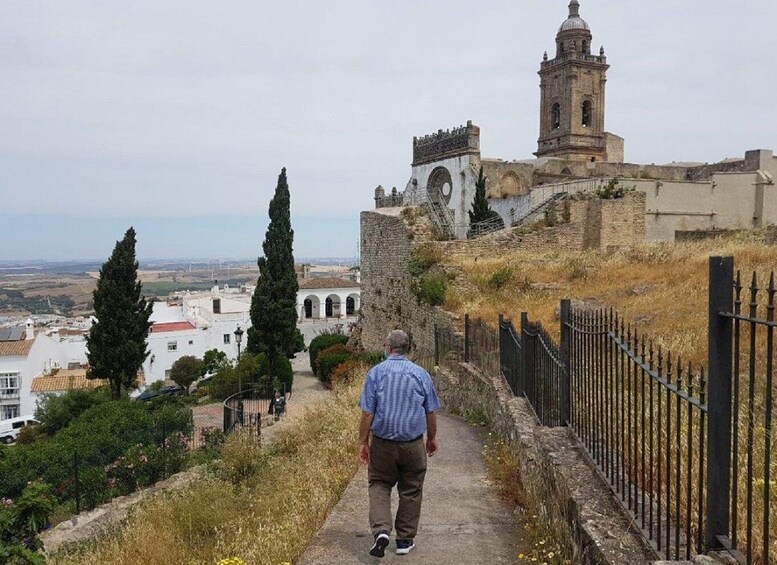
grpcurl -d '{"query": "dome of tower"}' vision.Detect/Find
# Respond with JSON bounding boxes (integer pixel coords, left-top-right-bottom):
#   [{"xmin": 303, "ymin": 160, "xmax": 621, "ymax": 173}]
[{"xmin": 558, "ymin": 0, "xmax": 590, "ymax": 33}]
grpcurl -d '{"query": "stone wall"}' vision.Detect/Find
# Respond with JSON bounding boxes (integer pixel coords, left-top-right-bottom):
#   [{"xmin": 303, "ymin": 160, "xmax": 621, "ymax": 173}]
[
  {"xmin": 436, "ymin": 192, "xmax": 645, "ymax": 261},
  {"xmin": 359, "ymin": 208, "xmax": 457, "ymax": 354}
]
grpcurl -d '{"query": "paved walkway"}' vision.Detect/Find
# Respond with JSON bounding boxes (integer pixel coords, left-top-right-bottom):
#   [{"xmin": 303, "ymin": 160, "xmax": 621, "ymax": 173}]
[
  {"xmin": 191, "ymin": 351, "xmax": 325, "ymax": 435},
  {"xmin": 299, "ymin": 414, "xmax": 521, "ymax": 564}
]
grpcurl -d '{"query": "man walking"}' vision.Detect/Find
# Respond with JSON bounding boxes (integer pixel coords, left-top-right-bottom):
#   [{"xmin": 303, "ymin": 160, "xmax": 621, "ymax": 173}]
[{"xmin": 358, "ymin": 330, "xmax": 441, "ymax": 558}]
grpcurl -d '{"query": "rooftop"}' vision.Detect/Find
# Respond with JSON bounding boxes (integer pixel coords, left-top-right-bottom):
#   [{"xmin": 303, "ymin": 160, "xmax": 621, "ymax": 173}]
[
  {"xmin": 298, "ymin": 277, "xmax": 360, "ymax": 290},
  {"xmin": 150, "ymin": 321, "xmax": 197, "ymax": 333},
  {"xmin": 0, "ymin": 339, "xmax": 33, "ymax": 357},
  {"xmin": 31, "ymin": 370, "xmax": 107, "ymax": 393}
]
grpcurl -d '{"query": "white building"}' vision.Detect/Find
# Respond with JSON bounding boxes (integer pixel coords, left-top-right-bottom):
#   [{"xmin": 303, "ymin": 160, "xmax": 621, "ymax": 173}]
[
  {"xmin": 0, "ymin": 321, "xmax": 70, "ymax": 420},
  {"xmin": 142, "ymin": 280, "xmax": 361, "ymax": 386},
  {"xmin": 298, "ymin": 277, "xmax": 361, "ymax": 320}
]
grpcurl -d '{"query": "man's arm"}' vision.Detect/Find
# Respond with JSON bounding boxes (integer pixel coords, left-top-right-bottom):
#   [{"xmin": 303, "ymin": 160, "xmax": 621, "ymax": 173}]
[
  {"xmin": 358, "ymin": 410, "xmax": 374, "ymax": 464},
  {"xmin": 425, "ymin": 411, "xmax": 438, "ymax": 457}
]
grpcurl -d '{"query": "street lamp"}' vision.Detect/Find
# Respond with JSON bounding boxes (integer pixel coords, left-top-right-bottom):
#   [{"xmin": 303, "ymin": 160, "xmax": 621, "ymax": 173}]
[{"xmin": 234, "ymin": 325, "xmax": 244, "ymax": 392}]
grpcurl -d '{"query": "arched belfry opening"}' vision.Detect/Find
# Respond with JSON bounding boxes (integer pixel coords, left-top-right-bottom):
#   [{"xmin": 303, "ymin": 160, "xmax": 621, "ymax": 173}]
[
  {"xmin": 582, "ymin": 100, "xmax": 592, "ymax": 127},
  {"xmin": 551, "ymin": 103, "xmax": 561, "ymax": 130}
]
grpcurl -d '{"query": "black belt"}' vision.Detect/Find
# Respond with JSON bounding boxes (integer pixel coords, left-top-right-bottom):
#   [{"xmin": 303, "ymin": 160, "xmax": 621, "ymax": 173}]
[{"xmin": 373, "ymin": 434, "xmax": 423, "ymax": 443}]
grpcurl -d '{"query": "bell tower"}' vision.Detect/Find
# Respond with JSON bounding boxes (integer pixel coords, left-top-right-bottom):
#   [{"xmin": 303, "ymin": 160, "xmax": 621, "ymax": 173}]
[{"xmin": 535, "ymin": 1, "xmax": 610, "ymax": 162}]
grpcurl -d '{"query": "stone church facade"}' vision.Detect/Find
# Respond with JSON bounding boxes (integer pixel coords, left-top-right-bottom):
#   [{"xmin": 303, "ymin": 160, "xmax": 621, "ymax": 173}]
[{"xmin": 373, "ymin": 1, "xmax": 775, "ymax": 242}]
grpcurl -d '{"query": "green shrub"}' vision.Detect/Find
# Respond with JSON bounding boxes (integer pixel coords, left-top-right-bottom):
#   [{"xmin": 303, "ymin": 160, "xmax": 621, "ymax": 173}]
[
  {"xmin": 409, "ymin": 242, "xmax": 444, "ymax": 276},
  {"xmin": 596, "ymin": 178, "xmax": 625, "ymax": 199},
  {"xmin": 488, "ymin": 267, "xmax": 513, "ymax": 289},
  {"xmin": 316, "ymin": 344, "xmax": 357, "ymax": 387},
  {"xmin": 35, "ymin": 388, "xmax": 110, "ymax": 434},
  {"xmin": 0, "ymin": 400, "xmax": 192, "ymax": 502},
  {"xmin": 359, "ymin": 350, "xmax": 385, "ymax": 367},
  {"xmin": 414, "ymin": 270, "xmax": 448, "ymax": 306},
  {"xmin": 309, "ymin": 333, "xmax": 349, "ymax": 374},
  {"xmin": 208, "ymin": 353, "xmax": 270, "ymax": 400},
  {"xmin": 273, "ymin": 355, "xmax": 293, "ymax": 394},
  {"xmin": 0, "ymin": 480, "xmax": 55, "ymax": 559},
  {"xmin": 15, "ymin": 424, "xmax": 46, "ymax": 446}
]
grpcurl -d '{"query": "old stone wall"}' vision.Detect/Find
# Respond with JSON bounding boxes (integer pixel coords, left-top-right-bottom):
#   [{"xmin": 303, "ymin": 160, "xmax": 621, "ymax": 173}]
[
  {"xmin": 481, "ymin": 159, "xmax": 535, "ymax": 198},
  {"xmin": 359, "ymin": 208, "xmax": 457, "ymax": 354},
  {"xmin": 599, "ymin": 192, "xmax": 646, "ymax": 250}
]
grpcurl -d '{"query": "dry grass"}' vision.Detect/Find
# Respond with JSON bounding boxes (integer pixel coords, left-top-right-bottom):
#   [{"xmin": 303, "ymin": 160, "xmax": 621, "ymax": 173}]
[
  {"xmin": 482, "ymin": 435, "xmax": 569, "ymax": 564},
  {"xmin": 49, "ymin": 370, "xmax": 366, "ymax": 565},
  {"xmin": 445, "ymin": 230, "xmax": 777, "ymax": 367},
  {"xmin": 444, "ymin": 229, "xmax": 777, "ymax": 563}
]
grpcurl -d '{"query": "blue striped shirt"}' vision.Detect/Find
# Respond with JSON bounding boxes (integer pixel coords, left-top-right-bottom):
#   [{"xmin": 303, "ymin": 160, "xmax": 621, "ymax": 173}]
[{"xmin": 359, "ymin": 355, "xmax": 442, "ymax": 441}]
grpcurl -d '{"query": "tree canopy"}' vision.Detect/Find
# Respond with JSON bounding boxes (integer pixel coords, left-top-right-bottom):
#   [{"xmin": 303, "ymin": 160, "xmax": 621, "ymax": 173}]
[
  {"xmin": 247, "ymin": 168, "xmax": 304, "ymax": 381},
  {"xmin": 86, "ymin": 228, "xmax": 153, "ymax": 399},
  {"xmin": 468, "ymin": 166, "xmax": 492, "ymax": 226},
  {"xmin": 169, "ymin": 355, "xmax": 204, "ymax": 395}
]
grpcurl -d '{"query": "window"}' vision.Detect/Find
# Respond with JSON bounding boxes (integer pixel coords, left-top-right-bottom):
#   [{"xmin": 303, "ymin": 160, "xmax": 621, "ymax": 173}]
[
  {"xmin": 167, "ymin": 341, "xmax": 178, "ymax": 351},
  {"xmin": 0, "ymin": 373, "xmax": 20, "ymax": 399},
  {"xmin": 582, "ymin": 40, "xmax": 588, "ymax": 54},
  {"xmin": 223, "ymin": 334, "xmax": 231, "ymax": 344},
  {"xmin": 0, "ymin": 405, "xmax": 19, "ymax": 420},
  {"xmin": 551, "ymin": 103, "xmax": 561, "ymax": 129},
  {"xmin": 212, "ymin": 298, "xmax": 221, "ymax": 314},
  {"xmin": 188, "ymin": 340, "xmax": 194, "ymax": 345},
  {"xmin": 582, "ymin": 100, "xmax": 592, "ymax": 127}
]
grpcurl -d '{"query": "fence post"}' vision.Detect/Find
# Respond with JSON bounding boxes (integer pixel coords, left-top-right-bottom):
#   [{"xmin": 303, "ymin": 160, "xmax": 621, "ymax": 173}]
[
  {"xmin": 434, "ymin": 324, "xmax": 440, "ymax": 367},
  {"xmin": 520, "ymin": 312, "xmax": 532, "ymax": 396},
  {"xmin": 498, "ymin": 315, "xmax": 506, "ymax": 377},
  {"xmin": 706, "ymin": 256, "xmax": 734, "ymax": 550},
  {"xmin": 559, "ymin": 299, "xmax": 571, "ymax": 426},
  {"xmin": 161, "ymin": 419, "xmax": 167, "ymax": 480},
  {"xmin": 73, "ymin": 449, "xmax": 81, "ymax": 515},
  {"xmin": 464, "ymin": 314, "xmax": 470, "ymax": 363}
]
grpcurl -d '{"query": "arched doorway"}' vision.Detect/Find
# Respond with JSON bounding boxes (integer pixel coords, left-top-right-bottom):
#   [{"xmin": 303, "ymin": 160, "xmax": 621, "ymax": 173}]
[
  {"xmin": 303, "ymin": 295, "xmax": 320, "ymax": 319},
  {"xmin": 346, "ymin": 293, "xmax": 360, "ymax": 316},
  {"xmin": 325, "ymin": 294, "xmax": 341, "ymax": 318}
]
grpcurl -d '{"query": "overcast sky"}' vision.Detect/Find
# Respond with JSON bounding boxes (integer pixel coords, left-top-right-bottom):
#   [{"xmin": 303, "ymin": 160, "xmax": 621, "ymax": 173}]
[{"xmin": 1, "ymin": 0, "xmax": 775, "ymax": 260}]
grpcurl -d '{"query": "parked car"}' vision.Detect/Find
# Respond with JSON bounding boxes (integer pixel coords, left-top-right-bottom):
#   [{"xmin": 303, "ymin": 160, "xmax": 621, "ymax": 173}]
[
  {"xmin": 0, "ymin": 416, "xmax": 40, "ymax": 444},
  {"xmin": 136, "ymin": 384, "xmax": 184, "ymax": 402}
]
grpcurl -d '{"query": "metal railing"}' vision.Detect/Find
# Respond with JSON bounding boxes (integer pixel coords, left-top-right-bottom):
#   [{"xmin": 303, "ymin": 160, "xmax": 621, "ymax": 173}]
[
  {"xmin": 430, "ymin": 256, "xmax": 775, "ymax": 563},
  {"xmin": 222, "ymin": 386, "xmax": 282, "ymax": 435},
  {"xmin": 709, "ymin": 257, "xmax": 774, "ymax": 564}
]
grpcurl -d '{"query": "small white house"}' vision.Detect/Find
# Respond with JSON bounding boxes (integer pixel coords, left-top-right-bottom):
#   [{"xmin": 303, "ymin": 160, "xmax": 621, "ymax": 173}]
[{"xmin": 0, "ymin": 321, "xmax": 69, "ymax": 420}]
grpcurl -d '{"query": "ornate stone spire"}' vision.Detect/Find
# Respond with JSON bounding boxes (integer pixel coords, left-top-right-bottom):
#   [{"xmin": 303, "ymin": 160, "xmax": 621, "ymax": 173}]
[{"xmin": 569, "ymin": 0, "xmax": 580, "ymax": 17}]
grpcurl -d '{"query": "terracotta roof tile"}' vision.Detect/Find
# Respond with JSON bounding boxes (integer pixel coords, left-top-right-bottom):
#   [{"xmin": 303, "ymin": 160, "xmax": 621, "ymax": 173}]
[
  {"xmin": 31, "ymin": 370, "xmax": 106, "ymax": 393},
  {"xmin": 0, "ymin": 340, "xmax": 34, "ymax": 357},
  {"xmin": 298, "ymin": 277, "xmax": 360, "ymax": 290},
  {"xmin": 150, "ymin": 321, "xmax": 196, "ymax": 333}
]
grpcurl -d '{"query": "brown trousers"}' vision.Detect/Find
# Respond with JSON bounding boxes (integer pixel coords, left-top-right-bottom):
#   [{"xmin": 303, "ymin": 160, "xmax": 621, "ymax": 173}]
[{"xmin": 368, "ymin": 435, "xmax": 427, "ymax": 540}]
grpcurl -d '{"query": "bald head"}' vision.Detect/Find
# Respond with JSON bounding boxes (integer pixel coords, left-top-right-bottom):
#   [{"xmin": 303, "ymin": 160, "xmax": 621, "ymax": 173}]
[{"xmin": 386, "ymin": 329, "xmax": 410, "ymax": 355}]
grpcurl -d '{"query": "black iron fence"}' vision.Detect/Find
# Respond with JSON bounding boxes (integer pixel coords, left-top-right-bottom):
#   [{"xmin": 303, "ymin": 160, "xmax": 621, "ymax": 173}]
[
  {"xmin": 431, "ymin": 256, "xmax": 775, "ymax": 564},
  {"xmin": 222, "ymin": 386, "xmax": 282, "ymax": 434}
]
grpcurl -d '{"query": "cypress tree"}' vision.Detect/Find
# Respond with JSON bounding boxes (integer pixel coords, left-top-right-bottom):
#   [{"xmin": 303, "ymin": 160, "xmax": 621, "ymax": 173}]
[
  {"xmin": 247, "ymin": 168, "xmax": 304, "ymax": 381},
  {"xmin": 468, "ymin": 166, "xmax": 491, "ymax": 225},
  {"xmin": 86, "ymin": 227, "xmax": 153, "ymax": 400}
]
